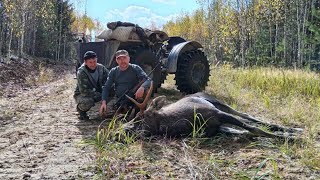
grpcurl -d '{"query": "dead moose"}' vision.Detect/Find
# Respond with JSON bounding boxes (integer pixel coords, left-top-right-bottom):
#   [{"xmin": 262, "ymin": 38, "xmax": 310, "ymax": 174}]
[{"xmin": 123, "ymin": 82, "xmax": 302, "ymax": 139}]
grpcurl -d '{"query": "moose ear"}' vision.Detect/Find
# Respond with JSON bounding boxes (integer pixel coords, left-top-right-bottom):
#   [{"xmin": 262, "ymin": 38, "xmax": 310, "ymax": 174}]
[{"xmin": 149, "ymin": 96, "xmax": 166, "ymax": 110}]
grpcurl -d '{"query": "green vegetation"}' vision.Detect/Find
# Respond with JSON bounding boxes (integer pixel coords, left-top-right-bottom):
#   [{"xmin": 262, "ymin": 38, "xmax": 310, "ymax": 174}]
[
  {"xmin": 0, "ymin": 0, "xmax": 98, "ymax": 61},
  {"xmin": 220, "ymin": 66, "xmax": 320, "ymax": 98},
  {"xmin": 82, "ymin": 66, "xmax": 320, "ymax": 179},
  {"xmin": 164, "ymin": 0, "xmax": 320, "ymax": 68},
  {"xmin": 0, "ymin": 0, "xmax": 75, "ymax": 60},
  {"xmin": 208, "ymin": 65, "xmax": 320, "ymax": 174}
]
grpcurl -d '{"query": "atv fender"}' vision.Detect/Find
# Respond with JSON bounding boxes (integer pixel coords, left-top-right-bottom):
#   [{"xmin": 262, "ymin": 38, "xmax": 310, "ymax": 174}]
[{"xmin": 167, "ymin": 41, "xmax": 203, "ymax": 73}]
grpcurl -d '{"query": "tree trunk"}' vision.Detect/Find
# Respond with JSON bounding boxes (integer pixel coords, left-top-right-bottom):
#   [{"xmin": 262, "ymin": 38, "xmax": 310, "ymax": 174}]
[
  {"xmin": 269, "ymin": 17, "xmax": 273, "ymax": 59},
  {"xmin": 8, "ymin": 27, "xmax": 13, "ymax": 58},
  {"xmin": 57, "ymin": 0, "xmax": 64, "ymax": 61},
  {"xmin": 237, "ymin": 0, "xmax": 246, "ymax": 66},
  {"xmin": 284, "ymin": 0, "xmax": 287, "ymax": 66},
  {"xmin": 275, "ymin": 21, "xmax": 278, "ymax": 62},
  {"xmin": 32, "ymin": 21, "xmax": 36, "ymax": 56},
  {"xmin": 296, "ymin": 0, "xmax": 301, "ymax": 67},
  {"xmin": 0, "ymin": 20, "xmax": 3, "ymax": 56},
  {"xmin": 301, "ymin": 0, "xmax": 308, "ymax": 66},
  {"xmin": 18, "ymin": 10, "xmax": 26, "ymax": 57},
  {"xmin": 310, "ymin": 0, "xmax": 316, "ymax": 63},
  {"xmin": 252, "ymin": 0, "xmax": 257, "ymax": 64},
  {"xmin": 63, "ymin": 34, "xmax": 66, "ymax": 61}
]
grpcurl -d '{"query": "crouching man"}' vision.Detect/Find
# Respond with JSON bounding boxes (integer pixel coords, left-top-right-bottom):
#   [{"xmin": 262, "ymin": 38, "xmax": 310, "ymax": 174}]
[
  {"xmin": 99, "ymin": 49, "xmax": 152, "ymax": 116},
  {"xmin": 74, "ymin": 51, "xmax": 109, "ymax": 120}
]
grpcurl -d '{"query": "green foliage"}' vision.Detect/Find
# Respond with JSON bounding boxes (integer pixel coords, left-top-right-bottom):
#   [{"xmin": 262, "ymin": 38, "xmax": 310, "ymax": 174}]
[
  {"xmin": 191, "ymin": 108, "xmax": 208, "ymax": 139},
  {"xmin": 307, "ymin": 8, "xmax": 320, "ymax": 45},
  {"xmin": 164, "ymin": 0, "xmax": 319, "ymax": 67},
  {"xmin": 71, "ymin": 13, "xmax": 96, "ymax": 33},
  {"xmin": 207, "ymin": 65, "xmax": 320, "ymax": 172},
  {"xmin": 215, "ymin": 65, "xmax": 320, "ymax": 98},
  {"xmin": 307, "ymin": 6, "xmax": 320, "ymax": 60},
  {"xmin": 252, "ymin": 158, "xmax": 280, "ymax": 180},
  {"xmin": 301, "ymin": 145, "xmax": 320, "ymax": 171},
  {"xmin": 0, "ymin": 0, "xmax": 76, "ymax": 60},
  {"xmin": 81, "ymin": 114, "xmax": 140, "ymax": 177},
  {"xmin": 80, "ymin": 65, "xmax": 320, "ymax": 179}
]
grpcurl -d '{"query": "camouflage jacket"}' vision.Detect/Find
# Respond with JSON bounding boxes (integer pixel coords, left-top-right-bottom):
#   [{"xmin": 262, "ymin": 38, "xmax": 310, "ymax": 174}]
[{"xmin": 74, "ymin": 63, "xmax": 109, "ymax": 98}]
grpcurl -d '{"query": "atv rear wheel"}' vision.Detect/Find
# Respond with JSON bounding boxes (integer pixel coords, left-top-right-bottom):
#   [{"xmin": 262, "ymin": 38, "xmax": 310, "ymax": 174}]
[{"xmin": 175, "ymin": 50, "xmax": 210, "ymax": 94}]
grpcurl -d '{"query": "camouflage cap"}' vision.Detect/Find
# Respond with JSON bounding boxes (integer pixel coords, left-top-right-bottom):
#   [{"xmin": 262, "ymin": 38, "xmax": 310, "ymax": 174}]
[{"xmin": 115, "ymin": 50, "xmax": 129, "ymax": 59}]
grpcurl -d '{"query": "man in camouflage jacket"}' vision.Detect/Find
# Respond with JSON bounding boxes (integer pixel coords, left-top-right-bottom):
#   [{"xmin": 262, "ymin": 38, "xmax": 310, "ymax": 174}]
[{"xmin": 74, "ymin": 51, "xmax": 109, "ymax": 120}]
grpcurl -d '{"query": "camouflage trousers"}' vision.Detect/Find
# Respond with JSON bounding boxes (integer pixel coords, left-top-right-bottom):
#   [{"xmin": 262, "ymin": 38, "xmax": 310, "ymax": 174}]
[
  {"xmin": 74, "ymin": 92, "xmax": 101, "ymax": 112},
  {"xmin": 74, "ymin": 93, "xmax": 117, "ymax": 113},
  {"xmin": 75, "ymin": 86, "xmax": 151, "ymax": 114},
  {"xmin": 75, "ymin": 96, "xmax": 96, "ymax": 112}
]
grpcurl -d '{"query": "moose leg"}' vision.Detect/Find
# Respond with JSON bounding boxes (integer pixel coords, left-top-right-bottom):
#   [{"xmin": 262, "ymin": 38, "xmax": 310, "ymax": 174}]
[
  {"xmin": 213, "ymin": 111, "xmax": 286, "ymax": 139},
  {"xmin": 218, "ymin": 125, "xmax": 249, "ymax": 135},
  {"xmin": 210, "ymin": 100, "xmax": 301, "ymax": 133},
  {"xmin": 196, "ymin": 93, "xmax": 302, "ymax": 134},
  {"xmin": 197, "ymin": 93, "xmax": 278, "ymax": 127}
]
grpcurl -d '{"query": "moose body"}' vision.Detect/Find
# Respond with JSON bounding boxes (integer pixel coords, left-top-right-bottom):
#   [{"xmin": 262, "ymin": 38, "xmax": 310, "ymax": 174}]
[
  {"xmin": 126, "ymin": 89, "xmax": 302, "ymax": 139},
  {"xmin": 140, "ymin": 93, "xmax": 226, "ymax": 136}
]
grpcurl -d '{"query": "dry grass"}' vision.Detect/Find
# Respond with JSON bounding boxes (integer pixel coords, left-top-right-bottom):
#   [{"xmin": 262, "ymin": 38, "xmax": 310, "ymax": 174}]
[
  {"xmin": 207, "ymin": 65, "xmax": 320, "ymax": 173},
  {"xmin": 84, "ymin": 65, "xmax": 320, "ymax": 179},
  {"xmin": 25, "ymin": 63, "xmax": 55, "ymax": 86}
]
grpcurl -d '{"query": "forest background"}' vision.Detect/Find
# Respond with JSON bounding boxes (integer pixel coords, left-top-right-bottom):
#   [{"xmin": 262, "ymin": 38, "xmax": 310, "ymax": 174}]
[{"xmin": 0, "ymin": 0, "xmax": 319, "ymax": 68}]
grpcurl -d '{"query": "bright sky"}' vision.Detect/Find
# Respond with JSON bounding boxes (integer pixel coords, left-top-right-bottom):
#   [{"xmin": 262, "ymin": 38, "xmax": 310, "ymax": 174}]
[{"xmin": 69, "ymin": 0, "xmax": 200, "ymax": 29}]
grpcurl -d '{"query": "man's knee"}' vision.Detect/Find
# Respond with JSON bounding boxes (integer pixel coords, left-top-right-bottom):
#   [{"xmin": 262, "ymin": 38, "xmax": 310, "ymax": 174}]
[
  {"xmin": 76, "ymin": 96, "xmax": 95, "ymax": 112},
  {"xmin": 78, "ymin": 102, "xmax": 94, "ymax": 112}
]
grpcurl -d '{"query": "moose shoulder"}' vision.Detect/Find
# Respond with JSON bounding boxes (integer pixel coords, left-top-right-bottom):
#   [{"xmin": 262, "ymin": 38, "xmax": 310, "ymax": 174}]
[{"xmin": 125, "ymin": 84, "xmax": 302, "ymax": 139}]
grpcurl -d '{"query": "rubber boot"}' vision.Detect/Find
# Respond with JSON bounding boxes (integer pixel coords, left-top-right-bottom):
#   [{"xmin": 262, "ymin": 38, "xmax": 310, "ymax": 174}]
[{"xmin": 77, "ymin": 105, "xmax": 89, "ymax": 120}]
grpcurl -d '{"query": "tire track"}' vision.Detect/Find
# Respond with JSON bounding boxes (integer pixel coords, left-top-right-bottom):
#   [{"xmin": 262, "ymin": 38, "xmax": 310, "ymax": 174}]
[{"xmin": 0, "ymin": 73, "xmax": 100, "ymax": 179}]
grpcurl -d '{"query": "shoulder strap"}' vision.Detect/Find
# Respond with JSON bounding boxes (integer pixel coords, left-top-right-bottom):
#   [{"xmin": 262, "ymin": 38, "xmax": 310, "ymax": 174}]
[{"xmin": 82, "ymin": 69, "xmax": 99, "ymax": 90}]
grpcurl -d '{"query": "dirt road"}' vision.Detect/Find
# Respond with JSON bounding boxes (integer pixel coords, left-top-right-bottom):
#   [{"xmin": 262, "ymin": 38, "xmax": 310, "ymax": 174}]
[{"xmin": 0, "ymin": 73, "xmax": 100, "ymax": 179}]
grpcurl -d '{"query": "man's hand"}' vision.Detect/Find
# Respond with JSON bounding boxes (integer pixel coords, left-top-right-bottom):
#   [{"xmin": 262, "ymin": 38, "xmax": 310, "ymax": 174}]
[
  {"xmin": 99, "ymin": 100, "xmax": 107, "ymax": 116},
  {"xmin": 135, "ymin": 86, "xmax": 145, "ymax": 99}
]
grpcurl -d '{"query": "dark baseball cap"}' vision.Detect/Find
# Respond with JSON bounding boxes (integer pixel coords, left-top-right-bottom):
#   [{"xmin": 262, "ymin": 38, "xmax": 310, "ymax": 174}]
[
  {"xmin": 84, "ymin": 51, "xmax": 97, "ymax": 60},
  {"xmin": 115, "ymin": 50, "xmax": 129, "ymax": 59}
]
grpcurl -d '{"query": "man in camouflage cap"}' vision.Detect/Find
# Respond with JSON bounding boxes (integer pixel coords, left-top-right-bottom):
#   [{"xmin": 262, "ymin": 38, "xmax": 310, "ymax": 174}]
[
  {"xmin": 99, "ymin": 49, "xmax": 152, "ymax": 116},
  {"xmin": 74, "ymin": 51, "xmax": 109, "ymax": 120}
]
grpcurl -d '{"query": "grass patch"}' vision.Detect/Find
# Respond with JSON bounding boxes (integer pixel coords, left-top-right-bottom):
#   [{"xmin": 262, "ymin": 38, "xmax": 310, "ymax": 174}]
[
  {"xmin": 83, "ymin": 65, "xmax": 320, "ymax": 179},
  {"xmin": 25, "ymin": 62, "xmax": 56, "ymax": 86},
  {"xmin": 207, "ymin": 65, "xmax": 320, "ymax": 172}
]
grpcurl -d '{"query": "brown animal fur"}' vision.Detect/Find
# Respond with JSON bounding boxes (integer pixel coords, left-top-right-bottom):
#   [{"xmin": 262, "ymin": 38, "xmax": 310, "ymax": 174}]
[{"xmin": 124, "ymin": 92, "xmax": 302, "ymax": 139}]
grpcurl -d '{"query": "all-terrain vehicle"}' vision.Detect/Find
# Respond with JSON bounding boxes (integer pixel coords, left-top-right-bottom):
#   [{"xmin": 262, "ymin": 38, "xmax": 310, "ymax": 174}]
[{"xmin": 76, "ymin": 21, "xmax": 210, "ymax": 94}]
